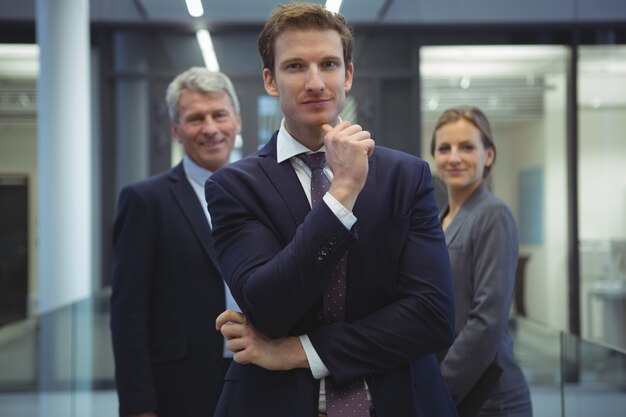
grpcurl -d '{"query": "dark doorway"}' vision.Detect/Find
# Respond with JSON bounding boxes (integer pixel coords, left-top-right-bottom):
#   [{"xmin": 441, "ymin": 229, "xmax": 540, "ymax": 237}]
[{"xmin": 0, "ymin": 176, "xmax": 28, "ymax": 327}]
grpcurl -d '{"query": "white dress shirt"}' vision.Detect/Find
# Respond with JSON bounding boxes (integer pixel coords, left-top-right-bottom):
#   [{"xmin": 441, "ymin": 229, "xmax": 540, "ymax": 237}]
[
  {"xmin": 182, "ymin": 155, "xmax": 240, "ymax": 359},
  {"xmin": 275, "ymin": 119, "xmax": 370, "ymax": 412}
]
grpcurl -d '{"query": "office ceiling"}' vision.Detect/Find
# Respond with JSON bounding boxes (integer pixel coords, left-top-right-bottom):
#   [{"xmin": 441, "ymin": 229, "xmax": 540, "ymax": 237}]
[
  {"xmin": 92, "ymin": 0, "xmax": 398, "ymax": 25},
  {"xmin": 43, "ymin": 0, "xmax": 396, "ymax": 26},
  {"xmin": 0, "ymin": 0, "xmax": 399, "ymax": 122},
  {"xmin": 0, "ymin": 1, "xmax": 625, "ymax": 123}
]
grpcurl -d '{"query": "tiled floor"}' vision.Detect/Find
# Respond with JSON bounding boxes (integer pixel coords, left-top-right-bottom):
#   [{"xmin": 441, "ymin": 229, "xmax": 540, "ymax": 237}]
[
  {"xmin": 0, "ymin": 390, "xmax": 117, "ymax": 417},
  {"xmin": 1, "ymin": 384, "xmax": 625, "ymax": 417}
]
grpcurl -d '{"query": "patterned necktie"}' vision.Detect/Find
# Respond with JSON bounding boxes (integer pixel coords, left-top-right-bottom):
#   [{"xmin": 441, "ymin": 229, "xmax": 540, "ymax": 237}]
[{"xmin": 297, "ymin": 153, "xmax": 371, "ymax": 417}]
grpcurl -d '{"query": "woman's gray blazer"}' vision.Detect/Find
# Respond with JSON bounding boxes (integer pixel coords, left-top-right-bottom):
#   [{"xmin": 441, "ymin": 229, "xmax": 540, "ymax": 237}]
[{"xmin": 440, "ymin": 182, "xmax": 531, "ymax": 414}]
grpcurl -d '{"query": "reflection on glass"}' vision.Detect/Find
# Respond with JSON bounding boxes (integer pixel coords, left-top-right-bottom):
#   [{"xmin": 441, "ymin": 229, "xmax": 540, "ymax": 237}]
[
  {"xmin": 578, "ymin": 45, "xmax": 626, "ymax": 352},
  {"xmin": 510, "ymin": 316, "xmax": 563, "ymax": 416},
  {"xmin": 0, "ymin": 288, "xmax": 623, "ymax": 416},
  {"xmin": 562, "ymin": 332, "xmax": 626, "ymax": 415}
]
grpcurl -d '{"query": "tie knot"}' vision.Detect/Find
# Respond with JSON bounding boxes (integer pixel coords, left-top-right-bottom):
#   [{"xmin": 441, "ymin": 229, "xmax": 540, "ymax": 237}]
[{"xmin": 297, "ymin": 152, "xmax": 325, "ymax": 171}]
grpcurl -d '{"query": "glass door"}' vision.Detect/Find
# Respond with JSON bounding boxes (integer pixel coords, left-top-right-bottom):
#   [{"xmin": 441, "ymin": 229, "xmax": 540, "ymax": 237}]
[{"xmin": 420, "ymin": 45, "xmax": 570, "ymax": 331}]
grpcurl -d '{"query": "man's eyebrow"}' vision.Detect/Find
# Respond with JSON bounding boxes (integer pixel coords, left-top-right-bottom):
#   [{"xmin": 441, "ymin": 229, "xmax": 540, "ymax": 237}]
[{"xmin": 277, "ymin": 56, "xmax": 303, "ymax": 64}]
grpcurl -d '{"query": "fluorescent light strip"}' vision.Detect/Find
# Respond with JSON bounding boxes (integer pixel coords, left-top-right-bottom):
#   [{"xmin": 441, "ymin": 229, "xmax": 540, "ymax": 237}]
[
  {"xmin": 325, "ymin": 0, "xmax": 343, "ymax": 13},
  {"xmin": 196, "ymin": 29, "xmax": 220, "ymax": 72},
  {"xmin": 185, "ymin": 0, "xmax": 204, "ymax": 17}
]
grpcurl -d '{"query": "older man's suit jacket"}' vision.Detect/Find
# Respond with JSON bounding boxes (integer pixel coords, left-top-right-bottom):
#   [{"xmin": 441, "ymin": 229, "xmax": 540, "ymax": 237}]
[
  {"xmin": 110, "ymin": 162, "xmax": 228, "ymax": 417},
  {"xmin": 205, "ymin": 134, "xmax": 458, "ymax": 417},
  {"xmin": 440, "ymin": 183, "xmax": 531, "ymax": 413}
]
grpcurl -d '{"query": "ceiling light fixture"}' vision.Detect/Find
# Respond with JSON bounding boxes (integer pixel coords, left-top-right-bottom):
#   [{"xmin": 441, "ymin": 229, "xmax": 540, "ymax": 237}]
[
  {"xmin": 185, "ymin": 0, "xmax": 204, "ymax": 17},
  {"xmin": 196, "ymin": 29, "xmax": 220, "ymax": 72},
  {"xmin": 325, "ymin": 0, "xmax": 343, "ymax": 13}
]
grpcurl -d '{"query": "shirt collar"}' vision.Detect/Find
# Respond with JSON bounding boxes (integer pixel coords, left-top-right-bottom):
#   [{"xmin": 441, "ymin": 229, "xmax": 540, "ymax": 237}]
[
  {"xmin": 276, "ymin": 118, "xmax": 326, "ymax": 163},
  {"xmin": 182, "ymin": 154, "xmax": 212, "ymax": 186}
]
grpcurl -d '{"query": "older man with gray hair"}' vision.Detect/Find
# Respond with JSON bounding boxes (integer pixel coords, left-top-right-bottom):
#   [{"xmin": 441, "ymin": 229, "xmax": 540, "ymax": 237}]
[{"xmin": 110, "ymin": 67, "xmax": 241, "ymax": 417}]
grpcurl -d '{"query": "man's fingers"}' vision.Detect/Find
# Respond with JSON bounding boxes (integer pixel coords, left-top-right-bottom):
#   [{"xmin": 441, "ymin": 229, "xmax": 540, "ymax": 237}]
[
  {"xmin": 215, "ymin": 309, "xmax": 245, "ymax": 330},
  {"xmin": 323, "ymin": 122, "xmax": 371, "ymax": 144},
  {"xmin": 364, "ymin": 138, "xmax": 375, "ymax": 156},
  {"xmin": 233, "ymin": 351, "xmax": 252, "ymax": 365},
  {"xmin": 226, "ymin": 336, "xmax": 249, "ymax": 352},
  {"xmin": 220, "ymin": 322, "xmax": 245, "ymax": 339},
  {"xmin": 322, "ymin": 120, "xmax": 352, "ymax": 134}
]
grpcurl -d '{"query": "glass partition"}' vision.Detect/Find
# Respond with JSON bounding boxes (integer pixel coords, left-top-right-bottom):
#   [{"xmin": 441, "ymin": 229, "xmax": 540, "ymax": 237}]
[
  {"xmin": 0, "ymin": 317, "xmax": 38, "ymax": 392},
  {"xmin": 0, "ymin": 293, "xmax": 625, "ymax": 417},
  {"xmin": 0, "ymin": 289, "xmax": 116, "ymax": 417},
  {"xmin": 510, "ymin": 315, "xmax": 626, "ymax": 417},
  {"xmin": 420, "ymin": 45, "xmax": 571, "ymax": 332},
  {"xmin": 562, "ymin": 333, "xmax": 626, "ymax": 416},
  {"xmin": 510, "ymin": 316, "xmax": 563, "ymax": 416},
  {"xmin": 578, "ymin": 45, "xmax": 626, "ymax": 352}
]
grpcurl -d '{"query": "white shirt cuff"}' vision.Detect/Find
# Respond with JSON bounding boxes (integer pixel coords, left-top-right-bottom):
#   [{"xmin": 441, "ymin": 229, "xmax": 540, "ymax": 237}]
[
  {"xmin": 299, "ymin": 335, "xmax": 330, "ymax": 379},
  {"xmin": 323, "ymin": 192, "xmax": 356, "ymax": 230}
]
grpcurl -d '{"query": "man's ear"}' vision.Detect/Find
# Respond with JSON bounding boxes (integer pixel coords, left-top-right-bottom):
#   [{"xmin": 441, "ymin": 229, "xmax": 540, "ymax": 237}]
[
  {"xmin": 263, "ymin": 68, "xmax": 279, "ymax": 97},
  {"xmin": 171, "ymin": 122, "xmax": 182, "ymax": 144},
  {"xmin": 235, "ymin": 114, "xmax": 242, "ymax": 134},
  {"xmin": 344, "ymin": 63, "xmax": 354, "ymax": 92}
]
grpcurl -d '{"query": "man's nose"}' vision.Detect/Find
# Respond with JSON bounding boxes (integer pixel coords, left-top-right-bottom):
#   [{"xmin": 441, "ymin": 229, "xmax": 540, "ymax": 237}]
[
  {"xmin": 201, "ymin": 117, "xmax": 219, "ymax": 135},
  {"xmin": 305, "ymin": 66, "xmax": 325, "ymax": 93}
]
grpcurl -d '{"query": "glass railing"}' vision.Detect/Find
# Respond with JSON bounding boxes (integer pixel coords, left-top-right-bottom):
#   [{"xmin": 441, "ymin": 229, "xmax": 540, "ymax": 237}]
[
  {"xmin": 0, "ymin": 288, "xmax": 116, "ymax": 417},
  {"xmin": 509, "ymin": 316, "xmax": 564, "ymax": 415},
  {"xmin": 510, "ymin": 315, "xmax": 626, "ymax": 416},
  {"xmin": 0, "ymin": 289, "xmax": 624, "ymax": 417},
  {"xmin": 561, "ymin": 332, "xmax": 626, "ymax": 416}
]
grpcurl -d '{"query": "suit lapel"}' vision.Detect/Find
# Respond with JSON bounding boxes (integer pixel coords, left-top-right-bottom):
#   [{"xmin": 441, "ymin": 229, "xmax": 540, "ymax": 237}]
[
  {"xmin": 168, "ymin": 163, "xmax": 219, "ymax": 266},
  {"xmin": 258, "ymin": 136, "xmax": 311, "ymax": 236},
  {"xmin": 442, "ymin": 206, "xmax": 468, "ymax": 246},
  {"xmin": 443, "ymin": 183, "xmax": 488, "ymax": 245}
]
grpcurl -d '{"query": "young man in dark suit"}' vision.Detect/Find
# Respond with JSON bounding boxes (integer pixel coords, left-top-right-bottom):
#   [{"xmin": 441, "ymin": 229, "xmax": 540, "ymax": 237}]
[
  {"xmin": 110, "ymin": 67, "xmax": 241, "ymax": 417},
  {"xmin": 206, "ymin": 3, "xmax": 458, "ymax": 417}
]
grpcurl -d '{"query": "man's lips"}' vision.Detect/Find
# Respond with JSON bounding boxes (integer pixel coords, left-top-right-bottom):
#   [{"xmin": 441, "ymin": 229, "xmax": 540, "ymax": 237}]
[
  {"xmin": 199, "ymin": 137, "xmax": 227, "ymax": 147},
  {"xmin": 302, "ymin": 98, "xmax": 331, "ymax": 105}
]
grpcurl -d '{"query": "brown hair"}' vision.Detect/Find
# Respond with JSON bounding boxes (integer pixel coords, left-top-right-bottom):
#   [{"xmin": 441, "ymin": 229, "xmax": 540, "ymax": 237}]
[
  {"xmin": 430, "ymin": 106, "xmax": 497, "ymax": 177},
  {"xmin": 258, "ymin": 2, "xmax": 353, "ymax": 73}
]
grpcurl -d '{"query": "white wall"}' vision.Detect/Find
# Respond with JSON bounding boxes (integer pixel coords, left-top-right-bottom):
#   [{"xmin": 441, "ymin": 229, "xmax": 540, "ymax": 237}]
[
  {"xmin": 578, "ymin": 107, "xmax": 626, "ymax": 241},
  {"xmin": 542, "ymin": 74, "xmax": 569, "ymax": 330}
]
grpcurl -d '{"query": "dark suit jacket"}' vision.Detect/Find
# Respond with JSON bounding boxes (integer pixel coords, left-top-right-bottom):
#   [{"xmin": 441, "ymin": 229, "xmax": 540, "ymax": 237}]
[
  {"xmin": 440, "ymin": 183, "xmax": 531, "ymax": 414},
  {"xmin": 110, "ymin": 162, "xmax": 228, "ymax": 417},
  {"xmin": 205, "ymin": 134, "xmax": 458, "ymax": 417}
]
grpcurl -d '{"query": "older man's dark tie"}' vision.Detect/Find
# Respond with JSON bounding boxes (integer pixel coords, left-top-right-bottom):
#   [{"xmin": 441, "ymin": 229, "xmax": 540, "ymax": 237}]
[{"xmin": 297, "ymin": 153, "xmax": 371, "ymax": 417}]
